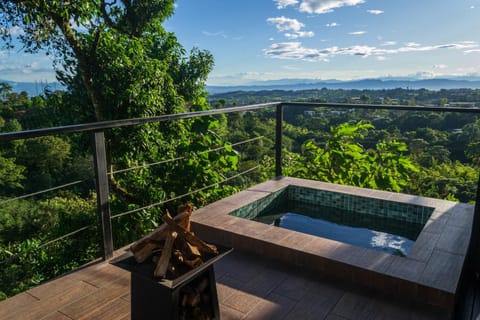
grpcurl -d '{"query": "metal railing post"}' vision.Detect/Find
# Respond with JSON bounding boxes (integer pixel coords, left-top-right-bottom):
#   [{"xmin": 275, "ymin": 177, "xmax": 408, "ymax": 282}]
[
  {"xmin": 275, "ymin": 104, "xmax": 284, "ymax": 178},
  {"xmin": 92, "ymin": 131, "xmax": 114, "ymax": 259},
  {"xmin": 468, "ymin": 173, "xmax": 480, "ymax": 272}
]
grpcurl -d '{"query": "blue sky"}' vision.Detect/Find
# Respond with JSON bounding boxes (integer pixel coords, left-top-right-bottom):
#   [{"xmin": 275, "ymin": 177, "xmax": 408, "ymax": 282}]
[{"xmin": 1, "ymin": 0, "xmax": 480, "ymax": 85}]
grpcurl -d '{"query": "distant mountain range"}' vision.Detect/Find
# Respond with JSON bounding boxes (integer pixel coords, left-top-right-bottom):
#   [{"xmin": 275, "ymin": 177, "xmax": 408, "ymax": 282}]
[
  {"xmin": 3, "ymin": 77, "xmax": 480, "ymax": 97},
  {"xmin": 207, "ymin": 78, "xmax": 480, "ymax": 94},
  {"xmin": 0, "ymin": 79, "xmax": 65, "ymax": 96}
]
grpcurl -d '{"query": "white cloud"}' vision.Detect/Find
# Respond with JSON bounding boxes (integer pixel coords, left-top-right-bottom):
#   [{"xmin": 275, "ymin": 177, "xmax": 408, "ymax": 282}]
[
  {"xmin": 267, "ymin": 16, "xmax": 315, "ymax": 39},
  {"xmin": 349, "ymin": 31, "xmax": 367, "ymax": 35},
  {"xmin": 283, "ymin": 65, "xmax": 301, "ymax": 70},
  {"xmin": 267, "ymin": 16, "xmax": 304, "ymax": 32},
  {"xmin": 202, "ymin": 30, "xmax": 228, "ymax": 38},
  {"xmin": 298, "ymin": 0, "xmax": 366, "ymax": 14},
  {"xmin": 0, "ymin": 54, "xmax": 57, "ymax": 82},
  {"xmin": 264, "ymin": 41, "xmax": 480, "ymax": 61},
  {"xmin": 274, "ymin": 0, "xmax": 299, "ymax": 9},
  {"xmin": 285, "ymin": 31, "xmax": 315, "ymax": 39},
  {"xmin": 367, "ymin": 9, "xmax": 384, "ymax": 15},
  {"xmin": 433, "ymin": 64, "xmax": 448, "ymax": 69},
  {"xmin": 263, "ymin": 42, "xmax": 330, "ymax": 61},
  {"xmin": 382, "ymin": 41, "xmax": 397, "ymax": 46},
  {"xmin": 264, "ymin": 42, "xmax": 379, "ymax": 61},
  {"xmin": 405, "ymin": 42, "xmax": 421, "ymax": 47},
  {"xmin": 326, "ymin": 22, "xmax": 339, "ymax": 27}
]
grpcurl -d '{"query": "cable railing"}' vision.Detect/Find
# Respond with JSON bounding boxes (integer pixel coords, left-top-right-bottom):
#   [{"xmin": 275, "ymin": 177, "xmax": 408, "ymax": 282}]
[
  {"xmin": 0, "ymin": 179, "xmax": 88, "ymax": 205},
  {"xmin": 0, "ymin": 106, "xmax": 275, "ymax": 261},
  {"xmin": 110, "ymin": 135, "xmax": 265, "ymax": 175},
  {"xmin": 110, "ymin": 165, "xmax": 260, "ymax": 220},
  {"xmin": 1, "ymin": 101, "xmax": 480, "ymax": 262}
]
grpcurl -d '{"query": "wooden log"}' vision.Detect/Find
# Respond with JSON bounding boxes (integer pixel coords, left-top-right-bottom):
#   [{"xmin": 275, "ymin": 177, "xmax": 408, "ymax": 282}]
[
  {"xmin": 130, "ymin": 211, "xmax": 188, "ymax": 262},
  {"xmin": 177, "ymin": 203, "xmax": 193, "ymax": 231},
  {"xmin": 184, "ymin": 257, "xmax": 203, "ymax": 269},
  {"xmin": 162, "ymin": 212, "xmax": 218, "ymax": 254},
  {"xmin": 186, "ymin": 242, "xmax": 202, "ymax": 257},
  {"xmin": 132, "ymin": 242, "xmax": 158, "ymax": 264},
  {"xmin": 176, "ymin": 236, "xmax": 201, "ymax": 259},
  {"xmin": 154, "ymin": 231, "xmax": 177, "ymax": 278}
]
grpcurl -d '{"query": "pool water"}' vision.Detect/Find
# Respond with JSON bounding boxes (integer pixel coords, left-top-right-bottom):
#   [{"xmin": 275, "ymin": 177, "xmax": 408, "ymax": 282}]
[{"xmin": 253, "ymin": 202, "xmax": 422, "ymax": 256}]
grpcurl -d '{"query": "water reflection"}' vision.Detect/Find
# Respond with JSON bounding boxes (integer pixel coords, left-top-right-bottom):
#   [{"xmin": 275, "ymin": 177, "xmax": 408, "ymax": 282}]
[{"xmin": 266, "ymin": 212, "xmax": 412, "ymax": 256}]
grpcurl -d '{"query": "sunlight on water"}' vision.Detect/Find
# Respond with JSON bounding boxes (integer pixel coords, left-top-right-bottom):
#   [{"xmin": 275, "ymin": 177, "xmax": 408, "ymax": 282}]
[{"xmin": 263, "ymin": 212, "xmax": 414, "ymax": 256}]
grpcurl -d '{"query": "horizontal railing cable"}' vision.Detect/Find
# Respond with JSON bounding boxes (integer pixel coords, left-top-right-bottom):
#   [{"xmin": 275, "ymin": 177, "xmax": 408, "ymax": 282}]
[
  {"xmin": 38, "ymin": 224, "xmax": 96, "ymax": 249},
  {"xmin": 0, "ymin": 179, "xmax": 88, "ymax": 205},
  {"xmin": 109, "ymin": 136, "xmax": 265, "ymax": 175},
  {"xmin": 0, "ymin": 224, "xmax": 96, "ymax": 266},
  {"xmin": 110, "ymin": 155, "xmax": 186, "ymax": 175},
  {"xmin": 110, "ymin": 165, "xmax": 260, "ymax": 220},
  {"xmin": 0, "ymin": 137, "xmax": 266, "ymax": 205}
]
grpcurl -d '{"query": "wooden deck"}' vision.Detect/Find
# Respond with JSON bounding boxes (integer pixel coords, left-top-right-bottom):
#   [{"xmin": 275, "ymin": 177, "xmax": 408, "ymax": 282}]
[{"xmin": 0, "ymin": 248, "xmax": 445, "ymax": 320}]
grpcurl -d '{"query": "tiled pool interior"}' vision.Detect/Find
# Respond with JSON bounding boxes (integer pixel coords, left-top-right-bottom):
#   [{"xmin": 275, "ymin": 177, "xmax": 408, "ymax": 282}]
[
  {"xmin": 230, "ymin": 185, "xmax": 434, "ymax": 224},
  {"xmin": 229, "ymin": 185, "xmax": 434, "ymax": 255},
  {"xmin": 190, "ymin": 177, "xmax": 474, "ymax": 317}
]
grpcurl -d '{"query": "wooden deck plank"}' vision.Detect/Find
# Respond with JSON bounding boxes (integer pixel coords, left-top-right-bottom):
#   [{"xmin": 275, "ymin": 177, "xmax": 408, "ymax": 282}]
[
  {"xmin": 216, "ymin": 275, "xmax": 245, "ymax": 304},
  {"xmin": 83, "ymin": 297, "xmax": 130, "ymax": 320},
  {"xmin": 58, "ymin": 274, "xmax": 129, "ymax": 319},
  {"xmin": 222, "ymin": 290, "xmax": 264, "ymax": 314},
  {"xmin": 220, "ymin": 304, "xmax": 246, "ymax": 320},
  {"xmin": 330, "ymin": 292, "xmax": 381, "ymax": 319},
  {"xmin": 75, "ymin": 262, "xmax": 130, "ymax": 288},
  {"xmin": 283, "ymin": 282, "xmax": 343, "ymax": 320},
  {"xmin": 40, "ymin": 311, "xmax": 73, "ymax": 320},
  {"xmin": 0, "ymin": 292, "xmax": 38, "ymax": 319},
  {"xmin": 243, "ymin": 292, "xmax": 297, "ymax": 320},
  {"xmin": 27, "ymin": 272, "xmax": 86, "ymax": 300},
  {"xmin": 4, "ymin": 280, "xmax": 98, "ymax": 320}
]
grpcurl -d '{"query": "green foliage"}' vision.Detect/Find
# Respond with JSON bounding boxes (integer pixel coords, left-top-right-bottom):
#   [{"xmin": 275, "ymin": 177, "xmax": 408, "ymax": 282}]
[
  {"xmin": 0, "ymin": 155, "xmax": 25, "ymax": 193},
  {"xmin": 15, "ymin": 136, "xmax": 71, "ymax": 192},
  {"xmin": 465, "ymin": 141, "xmax": 480, "ymax": 166},
  {"xmin": 409, "ymin": 162, "xmax": 478, "ymax": 202},
  {"xmin": 0, "ymin": 195, "xmax": 98, "ymax": 300},
  {"xmin": 269, "ymin": 122, "xmax": 419, "ymax": 192}
]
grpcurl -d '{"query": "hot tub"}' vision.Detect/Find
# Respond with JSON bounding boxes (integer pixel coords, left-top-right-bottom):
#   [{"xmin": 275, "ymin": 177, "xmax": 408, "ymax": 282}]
[{"xmin": 190, "ymin": 177, "xmax": 473, "ymax": 317}]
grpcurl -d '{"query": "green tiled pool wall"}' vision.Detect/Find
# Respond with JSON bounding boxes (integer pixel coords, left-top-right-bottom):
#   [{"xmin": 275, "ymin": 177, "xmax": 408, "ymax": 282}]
[
  {"xmin": 230, "ymin": 185, "xmax": 434, "ymax": 225},
  {"xmin": 229, "ymin": 187, "xmax": 288, "ymax": 220},
  {"xmin": 287, "ymin": 186, "xmax": 434, "ymax": 224}
]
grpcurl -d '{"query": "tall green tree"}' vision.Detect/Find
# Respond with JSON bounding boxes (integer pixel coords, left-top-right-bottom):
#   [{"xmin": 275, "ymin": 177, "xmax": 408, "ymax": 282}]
[
  {"xmin": 1, "ymin": 1, "xmax": 237, "ymax": 208},
  {"xmin": 1, "ymin": 1, "xmax": 212, "ymax": 121}
]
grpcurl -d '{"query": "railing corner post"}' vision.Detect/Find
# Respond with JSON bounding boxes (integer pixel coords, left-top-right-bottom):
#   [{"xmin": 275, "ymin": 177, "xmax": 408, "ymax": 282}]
[
  {"xmin": 275, "ymin": 104, "xmax": 284, "ymax": 178},
  {"xmin": 93, "ymin": 131, "xmax": 113, "ymax": 259}
]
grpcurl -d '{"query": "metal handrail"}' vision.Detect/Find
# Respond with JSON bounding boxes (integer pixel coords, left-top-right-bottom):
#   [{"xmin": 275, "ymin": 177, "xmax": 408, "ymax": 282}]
[
  {"xmin": 0, "ymin": 102, "xmax": 280, "ymax": 141},
  {"xmin": 281, "ymin": 102, "xmax": 480, "ymax": 113},
  {"xmin": 3, "ymin": 102, "xmax": 480, "ymax": 142}
]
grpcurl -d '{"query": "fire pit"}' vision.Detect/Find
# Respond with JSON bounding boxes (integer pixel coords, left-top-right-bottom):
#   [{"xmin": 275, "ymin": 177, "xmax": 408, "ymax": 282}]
[
  {"xmin": 113, "ymin": 245, "xmax": 232, "ymax": 320},
  {"xmin": 112, "ymin": 204, "xmax": 232, "ymax": 320}
]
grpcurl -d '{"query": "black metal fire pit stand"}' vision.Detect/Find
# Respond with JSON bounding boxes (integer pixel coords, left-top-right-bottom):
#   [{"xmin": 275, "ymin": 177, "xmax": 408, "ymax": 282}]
[
  {"xmin": 112, "ymin": 246, "xmax": 232, "ymax": 320},
  {"xmin": 131, "ymin": 265, "xmax": 218, "ymax": 319}
]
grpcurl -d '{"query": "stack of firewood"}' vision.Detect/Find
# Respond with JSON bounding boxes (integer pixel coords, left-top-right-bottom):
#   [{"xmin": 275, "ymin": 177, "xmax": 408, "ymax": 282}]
[
  {"xmin": 129, "ymin": 203, "xmax": 218, "ymax": 279},
  {"xmin": 179, "ymin": 273, "xmax": 213, "ymax": 320}
]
